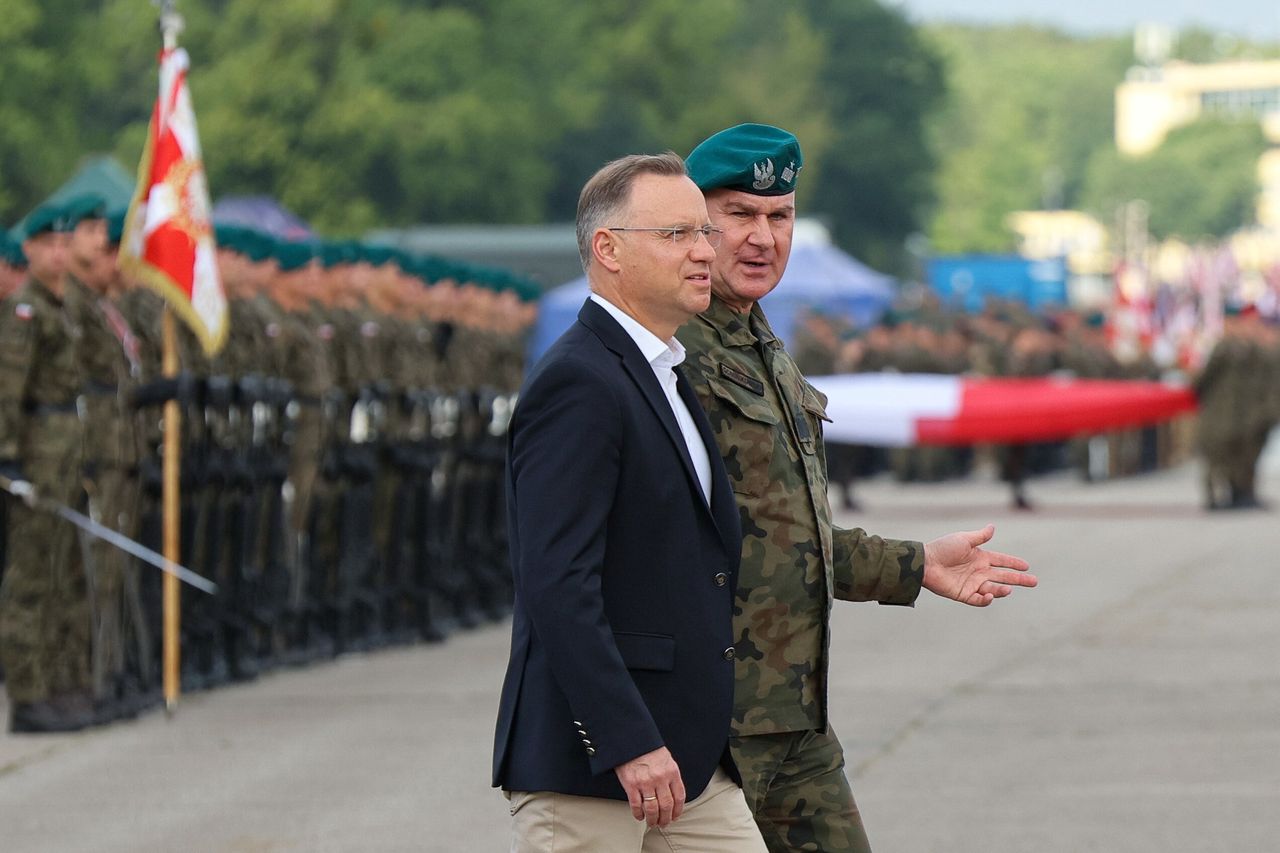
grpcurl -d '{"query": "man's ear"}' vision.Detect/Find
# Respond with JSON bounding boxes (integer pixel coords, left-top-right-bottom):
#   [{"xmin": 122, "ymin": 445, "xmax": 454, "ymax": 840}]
[{"xmin": 592, "ymin": 228, "xmax": 623, "ymax": 274}]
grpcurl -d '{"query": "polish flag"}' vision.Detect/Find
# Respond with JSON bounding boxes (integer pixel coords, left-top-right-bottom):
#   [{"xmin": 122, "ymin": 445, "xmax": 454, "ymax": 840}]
[
  {"xmin": 120, "ymin": 47, "xmax": 227, "ymax": 356},
  {"xmin": 809, "ymin": 373, "xmax": 1197, "ymax": 447}
]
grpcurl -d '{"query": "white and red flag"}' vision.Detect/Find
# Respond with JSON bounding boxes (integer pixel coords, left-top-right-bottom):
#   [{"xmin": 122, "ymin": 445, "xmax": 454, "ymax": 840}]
[
  {"xmin": 809, "ymin": 373, "xmax": 1198, "ymax": 447},
  {"xmin": 121, "ymin": 46, "xmax": 227, "ymax": 356}
]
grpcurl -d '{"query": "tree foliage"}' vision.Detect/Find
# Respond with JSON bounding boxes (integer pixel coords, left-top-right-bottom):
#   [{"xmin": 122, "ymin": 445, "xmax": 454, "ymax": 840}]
[
  {"xmin": 921, "ymin": 23, "xmax": 1279, "ymax": 254},
  {"xmin": 923, "ymin": 25, "xmax": 1132, "ymax": 254},
  {"xmin": 1079, "ymin": 119, "xmax": 1268, "ymax": 241},
  {"xmin": 0, "ymin": 0, "xmax": 944, "ymax": 269}
]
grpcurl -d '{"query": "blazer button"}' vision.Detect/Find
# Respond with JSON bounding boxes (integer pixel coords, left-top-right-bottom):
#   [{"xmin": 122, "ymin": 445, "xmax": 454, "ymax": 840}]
[
  {"xmin": 713, "ymin": 572, "xmax": 728, "ymax": 587},
  {"xmin": 722, "ymin": 646, "xmax": 736, "ymax": 661},
  {"xmin": 585, "ymin": 747, "xmax": 596, "ymax": 756}
]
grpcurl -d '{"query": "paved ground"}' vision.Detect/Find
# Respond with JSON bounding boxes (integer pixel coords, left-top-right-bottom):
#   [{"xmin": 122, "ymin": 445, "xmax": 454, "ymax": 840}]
[{"xmin": 2, "ymin": 452, "xmax": 1278, "ymax": 852}]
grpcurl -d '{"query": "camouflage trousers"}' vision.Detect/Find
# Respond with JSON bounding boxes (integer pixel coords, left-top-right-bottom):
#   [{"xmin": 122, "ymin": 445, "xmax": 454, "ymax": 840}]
[
  {"xmin": 85, "ymin": 464, "xmax": 151, "ymax": 699},
  {"xmin": 731, "ymin": 727, "xmax": 872, "ymax": 853}
]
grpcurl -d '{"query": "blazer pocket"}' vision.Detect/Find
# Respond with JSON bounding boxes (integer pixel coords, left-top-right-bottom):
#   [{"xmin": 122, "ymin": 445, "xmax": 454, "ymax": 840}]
[{"xmin": 613, "ymin": 631, "xmax": 675, "ymax": 672}]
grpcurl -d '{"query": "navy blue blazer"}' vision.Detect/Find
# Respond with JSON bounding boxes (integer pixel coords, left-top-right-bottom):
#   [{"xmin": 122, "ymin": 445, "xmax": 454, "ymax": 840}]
[{"xmin": 492, "ymin": 298, "xmax": 742, "ymax": 801}]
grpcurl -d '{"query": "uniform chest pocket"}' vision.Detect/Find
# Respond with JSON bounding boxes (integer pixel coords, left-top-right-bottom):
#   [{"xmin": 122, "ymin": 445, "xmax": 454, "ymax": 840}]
[
  {"xmin": 797, "ymin": 381, "xmax": 832, "ymax": 456},
  {"xmin": 704, "ymin": 375, "xmax": 778, "ymax": 498}
]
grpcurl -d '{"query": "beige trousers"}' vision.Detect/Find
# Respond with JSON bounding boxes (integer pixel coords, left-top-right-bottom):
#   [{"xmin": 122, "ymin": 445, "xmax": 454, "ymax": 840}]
[{"xmin": 507, "ymin": 767, "xmax": 767, "ymax": 853}]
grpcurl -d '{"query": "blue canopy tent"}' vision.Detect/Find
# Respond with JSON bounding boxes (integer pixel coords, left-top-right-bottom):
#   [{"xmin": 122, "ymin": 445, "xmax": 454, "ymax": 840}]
[{"xmin": 527, "ymin": 222, "xmax": 897, "ymax": 365}]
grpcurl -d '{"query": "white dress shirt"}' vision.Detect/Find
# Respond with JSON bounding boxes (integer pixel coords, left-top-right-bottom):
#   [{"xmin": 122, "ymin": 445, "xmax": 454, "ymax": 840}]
[{"xmin": 589, "ymin": 293, "xmax": 712, "ymax": 505}]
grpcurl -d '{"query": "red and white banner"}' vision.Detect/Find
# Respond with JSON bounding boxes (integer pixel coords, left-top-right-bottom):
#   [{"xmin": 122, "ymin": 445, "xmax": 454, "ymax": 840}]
[
  {"xmin": 121, "ymin": 47, "xmax": 227, "ymax": 356},
  {"xmin": 809, "ymin": 373, "xmax": 1198, "ymax": 447}
]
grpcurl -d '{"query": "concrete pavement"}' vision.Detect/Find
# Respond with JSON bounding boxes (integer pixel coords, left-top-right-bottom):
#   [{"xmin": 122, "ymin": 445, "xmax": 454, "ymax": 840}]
[{"xmin": 1, "ymin": 455, "xmax": 1278, "ymax": 852}]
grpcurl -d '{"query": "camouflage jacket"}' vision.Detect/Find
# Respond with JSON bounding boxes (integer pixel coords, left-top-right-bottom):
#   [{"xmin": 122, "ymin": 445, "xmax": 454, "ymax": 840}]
[
  {"xmin": 0, "ymin": 278, "xmax": 83, "ymax": 463},
  {"xmin": 677, "ymin": 296, "xmax": 923, "ymax": 736},
  {"xmin": 65, "ymin": 276, "xmax": 138, "ymax": 468},
  {"xmin": 1194, "ymin": 336, "xmax": 1253, "ymax": 451}
]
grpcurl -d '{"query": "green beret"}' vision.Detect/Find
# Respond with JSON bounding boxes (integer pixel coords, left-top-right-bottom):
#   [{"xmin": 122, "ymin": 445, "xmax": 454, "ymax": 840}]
[
  {"xmin": 61, "ymin": 193, "xmax": 107, "ymax": 227},
  {"xmin": 686, "ymin": 123, "xmax": 803, "ymax": 196},
  {"xmin": 320, "ymin": 240, "xmax": 360, "ymax": 269},
  {"xmin": 519, "ymin": 279, "xmax": 542, "ymax": 303},
  {"xmin": 214, "ymin": 223, "xmax": 244, "ymax": 249},
  {"xmin": 1, "ymin": 231, "xmax": 22, "ymax": 265},
  {"xmin": 105, "ymin": 208, "xmax": 127, "ymax": 245},
  {"xmin": 247, "ymin": 230, "xmax": 278, "ymax": 263},
  {"xmin": 275, "ymin": 240, "xmax": 316, "ymax": 272},
  {"xmin": 361, "ymin": 244, "xmax": 395, "ymax": 267},
  {"xmin": 22, "ymin": 203, "xmax": 73, "ymax": 239}
]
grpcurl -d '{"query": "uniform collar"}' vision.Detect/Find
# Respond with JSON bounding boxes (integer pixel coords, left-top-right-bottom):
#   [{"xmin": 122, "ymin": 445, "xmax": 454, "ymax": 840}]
[{"xmin": 700, "ymin": 294, "xmax": 780, "ymax": 350}]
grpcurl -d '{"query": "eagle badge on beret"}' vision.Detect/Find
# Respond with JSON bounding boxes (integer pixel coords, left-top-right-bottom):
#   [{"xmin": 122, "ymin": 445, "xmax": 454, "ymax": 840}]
[{"xmin": 752, "ymin": 159, "xmax": 776, "ymax": 191}]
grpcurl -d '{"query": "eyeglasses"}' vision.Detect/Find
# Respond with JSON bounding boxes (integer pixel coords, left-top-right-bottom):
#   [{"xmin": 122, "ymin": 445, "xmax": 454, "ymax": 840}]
[{"xmin": 606, "ymin": 225, "xmax": 724, "ymax": 249}]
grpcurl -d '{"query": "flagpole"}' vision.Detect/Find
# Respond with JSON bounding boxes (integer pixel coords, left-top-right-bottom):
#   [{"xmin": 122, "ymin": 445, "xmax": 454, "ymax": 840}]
[
  {"xmin": 162, "ymin": 309, "xmax": 182, "ymax": 712},
  {"xmin": 158, "ymin": 0, "xmax": 184, "ymax": 714}
]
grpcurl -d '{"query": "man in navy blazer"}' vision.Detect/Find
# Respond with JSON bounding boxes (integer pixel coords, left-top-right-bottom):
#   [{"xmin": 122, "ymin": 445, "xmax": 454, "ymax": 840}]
[{"xmin": 492, "ymin": 153, "xmax": 767, "ymax": 851}]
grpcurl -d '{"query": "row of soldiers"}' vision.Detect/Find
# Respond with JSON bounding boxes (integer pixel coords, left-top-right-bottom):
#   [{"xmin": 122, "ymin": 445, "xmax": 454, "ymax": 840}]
[
  {"xmin": 788, "ymin": 298, "xmax": 1244, "ymax": 509},
  {"xmin": 0, "ymin": 194, "xmax": 539, "ymax": 732}
]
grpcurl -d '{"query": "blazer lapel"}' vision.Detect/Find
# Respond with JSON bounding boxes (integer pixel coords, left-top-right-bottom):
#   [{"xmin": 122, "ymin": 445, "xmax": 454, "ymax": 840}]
[
  {"xmin": 676, "ymin": 367, "xmax": 741, "ymax": 555},
  {"xmin": 579, "ymin": 301, "xmax": 705, "ymax": 505}
]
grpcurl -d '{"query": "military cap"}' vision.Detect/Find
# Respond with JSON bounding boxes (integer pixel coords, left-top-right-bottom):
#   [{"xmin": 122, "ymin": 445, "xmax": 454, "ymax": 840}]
[
  {"xmin": 246, "ymin": 230, "xmax": 279, "ymax": 263},
  {"xmin": 61, "ymin": 192, "xmax": 108, "ymax": 227},
  {"xmin": 275, "ymin": 240, "xmax": 317, "ymax": 272},
  {"xmin": 320, "ymin": 240, "xmax": 360, "ymax": 268},
  {"xmin": 21, "ymin": 203, "xmax": 73, "ymax": 239},
  {"xmin": 686, "ymin": 123, "xmax": 803, "ymax": 196},
  {"xmin": 361, "ymin": 244, "xmax": 396, "ymax": 267},
  {"xmin": 214, "ymin": 223, "xmax": 245, "ymax": 250},
  {"xmin": 105, "ymin": 208, "xmax": 127, "ymax": 245},
  {"xmin": 1, "ymin": 231, "xmax": 23, "ymax": 265}
]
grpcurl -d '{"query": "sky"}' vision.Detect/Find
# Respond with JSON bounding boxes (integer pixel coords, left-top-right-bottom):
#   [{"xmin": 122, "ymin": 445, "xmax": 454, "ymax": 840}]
[{"xmin": 889, "ymin": 0, "xmax": 1280, "ymax": 42}]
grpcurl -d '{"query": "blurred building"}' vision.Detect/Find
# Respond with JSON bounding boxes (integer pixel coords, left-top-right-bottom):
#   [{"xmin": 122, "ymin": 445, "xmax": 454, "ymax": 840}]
[{"xmin": 1006, "ymin": 210, "xmax": 1113, "ymax": 308}]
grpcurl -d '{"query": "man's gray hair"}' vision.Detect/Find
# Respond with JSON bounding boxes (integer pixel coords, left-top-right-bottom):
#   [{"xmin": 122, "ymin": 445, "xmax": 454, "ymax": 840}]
[{"xmin": 575, "ymin": 152, "xmax": 686, "ymax": 273}]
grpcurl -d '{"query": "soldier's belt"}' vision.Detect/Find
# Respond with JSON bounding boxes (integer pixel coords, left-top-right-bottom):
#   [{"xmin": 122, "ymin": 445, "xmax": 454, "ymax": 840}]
[{"xmin": 22, "ymin": 399, "xmax": 79, "ymax": 416}]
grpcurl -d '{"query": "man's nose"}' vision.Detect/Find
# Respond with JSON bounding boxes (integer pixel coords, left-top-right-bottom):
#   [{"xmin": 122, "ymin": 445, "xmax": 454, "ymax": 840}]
[
  {"xmin": 746, "ymin": 215, "xmax": 775, "ymax": 249},
  {"xmin": 690, "ymin": 232, "xmax": 718, "ymax": 261}
]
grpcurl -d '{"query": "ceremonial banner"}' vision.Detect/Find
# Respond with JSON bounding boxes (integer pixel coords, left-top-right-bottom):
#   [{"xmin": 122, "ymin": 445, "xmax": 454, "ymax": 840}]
[
  {"xmin": 809, "ymin": 373, "xmax": 1198, "ymax": 447},
  {"xmin": 121, "ymin": 46, "xmax": 227, "ymax": 356}
]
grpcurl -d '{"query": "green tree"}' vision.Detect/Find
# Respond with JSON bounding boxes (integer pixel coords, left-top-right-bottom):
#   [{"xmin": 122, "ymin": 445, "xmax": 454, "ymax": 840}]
[
  {"xmin": 1080, "ymin": 119, "xmax": 1267, "ymax": 241},
  {"xmin": 794, "ymin": 0, "xmax": 946, "ymax": 273},
  {"xmin": 0, "ymin": 0, "xmax": 85, "ymax": 224},
  {"xmin": 923, "ymin": 25, "xmax": 1130, "ymax": 254}
]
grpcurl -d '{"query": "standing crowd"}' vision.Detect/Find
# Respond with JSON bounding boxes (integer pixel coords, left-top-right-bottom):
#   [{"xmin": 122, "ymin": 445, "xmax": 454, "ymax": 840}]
[
  {"xmin": 790, "ymin": 297, "xmax": 1280, "ymax": 510},
  {"xmin": 0, "ymin": 194, "xmax": 538, "ymax": 733}
]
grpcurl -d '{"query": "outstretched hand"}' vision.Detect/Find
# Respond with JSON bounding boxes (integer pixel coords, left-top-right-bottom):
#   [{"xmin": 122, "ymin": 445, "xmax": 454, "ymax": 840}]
[{"xmin": 922, "ymin": 524, "xmax": 1036, "ymax": 606}]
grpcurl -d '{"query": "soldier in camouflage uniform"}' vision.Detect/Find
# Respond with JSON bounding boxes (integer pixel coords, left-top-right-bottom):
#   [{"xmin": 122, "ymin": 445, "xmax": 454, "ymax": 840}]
[
  {"xmin": 62, "ymin": 195, "xmax": 148, "ymax": 721},
  {"xmin": 677, "ymin": 125, "xmax": 1037, "ymax": 851},
  {"xmin": 0, "ymin": 233, "xmax": 28, "ymax": 585},
  {"xmin": 0, "ymin": 204, "xmax": 95, "ymax": 732},
  {"xmin": 260, "ymin": 238, "xmax": 333, "ymax": 656},
  {"xmin": 1194, "ymin": 306, "xmax": 1258, "ymax": 509}
]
